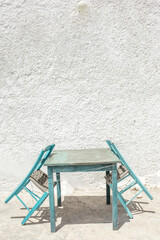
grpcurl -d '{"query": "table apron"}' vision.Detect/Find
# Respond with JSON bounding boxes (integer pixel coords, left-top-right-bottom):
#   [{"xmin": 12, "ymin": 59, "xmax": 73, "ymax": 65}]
[{"xmin": 47, "ymin": 164, "xmax": 116, "ymax": 173}]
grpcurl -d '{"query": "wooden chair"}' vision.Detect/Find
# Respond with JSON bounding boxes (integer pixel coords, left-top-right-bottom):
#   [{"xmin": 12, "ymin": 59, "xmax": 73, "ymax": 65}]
[
  {"xmin": 105, "ymin": 140, "xmax": 153, "ymax": 218},
  {"xmin": 5, "ymin": 144, "xmax": 56, "ymax": 225}
]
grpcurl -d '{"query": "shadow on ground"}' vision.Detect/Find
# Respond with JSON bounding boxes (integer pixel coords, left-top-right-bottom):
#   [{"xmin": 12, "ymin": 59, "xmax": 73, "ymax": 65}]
[{"xmin": 11, "ymin": 195, "xmax": 155, "ymax": 231}]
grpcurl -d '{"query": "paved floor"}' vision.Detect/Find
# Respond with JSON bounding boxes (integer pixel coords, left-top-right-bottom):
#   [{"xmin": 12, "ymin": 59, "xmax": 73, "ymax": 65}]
[{"xmin": 1, "ymin": 189, "xmax": 160, "ymax": 240}]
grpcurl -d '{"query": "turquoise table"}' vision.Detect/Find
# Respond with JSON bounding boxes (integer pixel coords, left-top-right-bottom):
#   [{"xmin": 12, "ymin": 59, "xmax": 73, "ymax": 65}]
[{"xmin": 44, "ymin": 148, "xmax": 120, "ymax": 232}]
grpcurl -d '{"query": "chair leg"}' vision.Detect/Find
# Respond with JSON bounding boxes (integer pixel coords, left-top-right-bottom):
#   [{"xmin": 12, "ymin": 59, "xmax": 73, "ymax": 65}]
[
  {"xmin": 5, "ymin": 179, "xmax": 30, "ymax": 204},
  {"xmin": 56, "ymin": 173, "xmax": 61, "ymax": 206},
  {"xmin": 117, "ymin": 192, "xmax": 133, "ymax": 219},
  {"xmin": 5, "ymin": 191, "xmax": 18, "ymax": 204},
  {"xmin": 21, "ymin": 192, "xmax": 48, "ymax": 225},
  {"xmin": 5, "ymin": 186, "xmax": 23, "ymax": 203},
  {"xmin": 109, "ymin": 182, "xmax": 133, "ymax": 219}
]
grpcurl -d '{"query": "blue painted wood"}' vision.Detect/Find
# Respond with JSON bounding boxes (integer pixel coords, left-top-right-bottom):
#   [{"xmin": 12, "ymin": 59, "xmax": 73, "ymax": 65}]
[
  {"xmin": 117, "ymin": 173, "xmax": 130, "ymax": 183},
  {"xmin": 21, "ymin": 192, "xmax": 49, "ymax": 225},
  {"xmin": 47, "ymin": 163, "xmax": 119, "ymax": 232},
  {"xmin": 119, "ymin": 180, "xmax": 136, "ymax": 195},
  {"xmin": 48, "ymin": 167, "xmax": 56, "ymax": 232},
  {"xmin": 5, "ymin": 144, "xmax": 55, "ymax": 204},
  {"xmin": 106, "ymin": 139, "xmax": 153, "ymax": 219},
  {"xmin": 5, "ymin": 144, "xmax": 55, "ymax": 225},
  {"xmin": 112, "ymin": 164, "xmax": 118, "ymax": 230},
  {"xmin": 117, "ymin": 191, "xmax": 133, "ymax": 218},
  {"xmin": 48, "ymin": 164, "xmax": 118, "ymax": 232},
  {"xmin": 45, "ymin": 148, "xmax": 120, "ymax": 167},
  {"xmin": 56, "ymin": 173, "xmax": 61, "ymax": 206},
  {"xmin": 48, "ymin": 164, "xmax": 114, "ymax": 173},
  {"xmin": 37, "ymin": 144, "xmax": 55, "ymax": 170},
  {"xmin": 126, "ymin": 189, "xmax": 143, "ymax": 205},
  {"xmin": 112, "ymin": 143, "xmax": 153, "ymax": 200},
  {"xmin": 16, "ymin": 195, "xmax": 30, "ymax": 211},
  {"xmin": 46, "ymin": 149, "xmax": 119, "ymax": 233},
  {"xmin": 5, "ymin": 150, "xmax": 45, "ymax": 203},
  {"xmin": 106, "ymin": 141, "xmax": 117, "ymax": 155},
  {"xmin": 107, "ymin": 140, "xmax": 153, "ymax": 200},
  {"xmin": 106, "ymin": 171, "xmax": 110, "ymax": 205},
  {"xmin": 24, "ymin": 187, "xmax": 40, "ymax": 199},
  {"xmin": 45, "ymin": 145, "xmax": 54, "ymax": 151},
  {"xmin": 110, "ymin": 182, "xmax": 133, "ymax": 219},
  {"xmin": 23, "ymin": 186, "xmax": 39, "ymax": 201}
]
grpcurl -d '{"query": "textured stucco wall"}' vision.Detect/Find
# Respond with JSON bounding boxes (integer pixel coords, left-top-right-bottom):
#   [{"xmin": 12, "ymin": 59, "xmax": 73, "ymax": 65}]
[{"xmin": 0, "ymin": 0, "xmax": 160, "ymax": 193}]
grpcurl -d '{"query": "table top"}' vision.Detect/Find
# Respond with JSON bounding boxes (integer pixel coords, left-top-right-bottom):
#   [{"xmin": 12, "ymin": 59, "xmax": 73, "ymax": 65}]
[{"xmin": 44, "ymin": 148, "xmax": 120, "ymax": 167}]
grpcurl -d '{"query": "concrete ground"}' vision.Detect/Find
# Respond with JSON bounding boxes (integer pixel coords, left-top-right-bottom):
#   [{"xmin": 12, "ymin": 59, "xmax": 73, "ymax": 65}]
[{"xmin": 1, "ymin": 188, "xmax": 160, "ymax": 240}]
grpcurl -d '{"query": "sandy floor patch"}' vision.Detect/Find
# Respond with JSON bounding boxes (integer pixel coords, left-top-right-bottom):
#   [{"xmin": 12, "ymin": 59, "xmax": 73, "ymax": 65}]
[{"xmin": 1, "ymin": 189, "xmax": 160, "ymax": 240}]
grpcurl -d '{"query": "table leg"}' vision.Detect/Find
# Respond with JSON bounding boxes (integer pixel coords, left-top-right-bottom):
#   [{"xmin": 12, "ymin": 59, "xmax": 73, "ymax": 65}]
[
  {"xmin": 48, "ymin": 167, "xmax": 56, "ymax": 232},
  {"xmin": 106, "ymin": 171, "xmax": 110, "ymax": 204},
  {"xmin": 56, "ymin": 173, "xmax": 61, "ymax": 206},
  {"xmin": 112, "ymin": 164, "xmax": 118, "ymax": 230}
]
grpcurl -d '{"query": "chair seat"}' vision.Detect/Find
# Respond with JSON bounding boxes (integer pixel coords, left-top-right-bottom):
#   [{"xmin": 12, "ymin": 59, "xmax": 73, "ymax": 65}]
[
  {"xmin": 105, "ymin": 164, "xmax": 129, "ymax": 184},
  {"xmin": 30, "ymin": 170, "xmax": 49, "ymax": 192}
]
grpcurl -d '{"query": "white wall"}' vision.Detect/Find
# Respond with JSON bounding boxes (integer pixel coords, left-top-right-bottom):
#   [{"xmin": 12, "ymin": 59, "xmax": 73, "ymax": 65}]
[{"xmin": 1, "ymin": 0, "xmax": 160, "ymax": 192}]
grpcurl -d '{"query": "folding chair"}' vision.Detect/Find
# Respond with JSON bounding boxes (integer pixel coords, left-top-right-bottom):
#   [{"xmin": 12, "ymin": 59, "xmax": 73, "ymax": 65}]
[
  {"xmin": 5, "ymin": 144, "xmax": 56, "ymax": 225},
  {"xmin": 105, "ymin": 140, "xmax": 153, "ymax": 218}
]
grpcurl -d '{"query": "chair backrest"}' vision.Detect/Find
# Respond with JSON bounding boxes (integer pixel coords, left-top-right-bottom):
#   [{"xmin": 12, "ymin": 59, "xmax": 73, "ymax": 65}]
[
  {"xmin": 5, "ymin": 144, "xmax": 55, "ymax": 203},
  {"xmin": 35, "ymin": 144, "xmax": 55, "ymax": 171},
  {"xmin": 106, "ymin": 140, "xmax": 131, "ymax": 168},
  {"xmin": 28, "ymin": 144, "xmax": 55, "ymax": 177},
  {"xmin": 17, "ymin": 145, "xmax": 55, "ymax": 191},
  {"xmin": 106, "ymin": 140, "xmax": 118, "ymax": 156}
]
